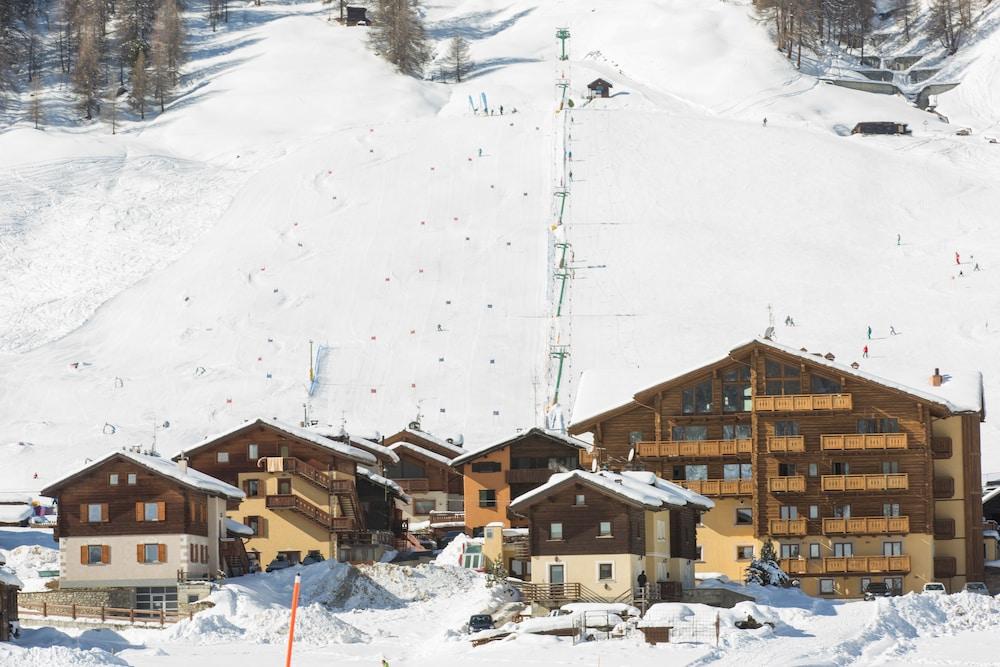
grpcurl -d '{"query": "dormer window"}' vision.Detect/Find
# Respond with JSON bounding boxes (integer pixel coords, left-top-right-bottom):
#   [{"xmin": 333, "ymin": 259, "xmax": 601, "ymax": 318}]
[{"xmin": 682, "ymin": 379, "xmax": 713, "ymax": 414}]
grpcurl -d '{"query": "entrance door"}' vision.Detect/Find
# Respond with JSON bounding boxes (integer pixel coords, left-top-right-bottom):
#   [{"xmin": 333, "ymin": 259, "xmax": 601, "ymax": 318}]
[
  {"xmin": 278, "ymin": 478, "xmax": 292, "ymax": 495},
  {"xmin": 548, "ymin": 563, "xmax": 565, "ymax": 584}
]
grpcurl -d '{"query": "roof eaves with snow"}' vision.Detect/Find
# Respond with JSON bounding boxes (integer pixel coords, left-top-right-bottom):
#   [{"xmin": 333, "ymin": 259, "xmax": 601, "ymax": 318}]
[
  {"xmin": 509, "ymin": 469, "xmax": 712, "ymax": 512},
  {"xmin": 983, "ymin": 486, "xmax": 1000, "ymax": 505},
  {"xmin": 451, "ymin": 428, "xmax": 592, "ymax": 466},
  {"xmin": 0, "ymin": 566, "xmax": 24, "ymax": 589},
  {"xmin": 400, "ymin": 428, "xmax": 467, "ymax": 456},
  {"xmin": 357, "ymin": 467, "xmax": 412, "ymax": 503},
  {"xmin": 389, "ymin": 442, "xmax": 454, "ymax": 467},
  {"xmin": 178, "ymin": 418, "xmax": 377, "ymax": 466}
]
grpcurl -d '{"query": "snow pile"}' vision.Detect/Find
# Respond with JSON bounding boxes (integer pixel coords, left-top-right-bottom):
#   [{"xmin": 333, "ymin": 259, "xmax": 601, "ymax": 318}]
[
  {"xmin": 0, "ymin": 627, "xmax": 131, "ymax": 666},
  {"xmin": 0, "ymin": 543, "xmax": 58, "ymax": 591},
  {"xmin": 561, "ymin": 602, "xmax": 641, "ymax": 617},
  {"xmin": 434, "ymin": 532, "xmax": 475, "ymax": 566}
]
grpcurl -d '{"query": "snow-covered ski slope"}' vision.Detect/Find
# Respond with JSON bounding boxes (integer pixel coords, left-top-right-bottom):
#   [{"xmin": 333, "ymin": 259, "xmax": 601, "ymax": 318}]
[{"xmin": 2, "ymin": 0, "xmax": 1000, "ymax": 491}]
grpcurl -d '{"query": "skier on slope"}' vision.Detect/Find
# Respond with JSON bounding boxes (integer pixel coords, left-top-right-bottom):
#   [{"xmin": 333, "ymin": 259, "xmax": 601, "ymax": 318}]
[
  {"xmin": 890, "ymin": 326, "xmax": 898, "ymax": 335},
  {"xmin": 763, "ymin": 117, "xmax": 768, "ymax": 127},
  {"xmin": 863, "ymin": 345, "xmax": 869, "ymax": 358},
  {"xmin": 867, "ymin": 326, "xmax": 872, "ymax": 340},
  {"xmin": 955, "ymin": 251, "xmax": 961, "ymax": 265}
]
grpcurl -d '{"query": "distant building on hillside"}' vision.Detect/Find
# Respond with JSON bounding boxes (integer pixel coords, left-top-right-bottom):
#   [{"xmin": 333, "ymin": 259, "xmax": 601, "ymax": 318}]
[
  {"xmin": 382, "ymin": 428, "xmax": 465, "ymax": 530},
  {"xmin": 852, "ymin": 122, "xmax": 911, "ymax": 135},
  {"xmin": 345, "ymin": 6, "xmax": 369, "ymax": 25},
  {"xmin": 587, "ymin": 78, "xmax": 613, "ymax": 99}
]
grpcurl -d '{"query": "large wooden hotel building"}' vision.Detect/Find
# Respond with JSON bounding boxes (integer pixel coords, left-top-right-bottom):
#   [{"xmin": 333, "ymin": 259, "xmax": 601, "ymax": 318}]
[{"xmin": 569, "ymin": 339, "xmax": 985, "ymax": 598}]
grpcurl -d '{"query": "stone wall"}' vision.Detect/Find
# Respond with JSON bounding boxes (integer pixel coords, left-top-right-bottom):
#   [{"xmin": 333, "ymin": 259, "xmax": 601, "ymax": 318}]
[{"xmin": 19, "ymin": 587, "xmax": 134, "ymax": 610}]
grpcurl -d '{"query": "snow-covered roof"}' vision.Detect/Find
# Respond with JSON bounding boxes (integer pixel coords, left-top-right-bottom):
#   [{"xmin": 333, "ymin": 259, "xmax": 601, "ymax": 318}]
[
  {"xmin": 0, "ymin": 492, "xmax": 33, "ymax": 504},
  {"xmin": 509, "ymin": 469, "xmax": 713, "ymax": 512},
  {"xmin": 389, "ymin": 442, "xmax": 453, "ymax": 467},
  {"xmin": 224, "ymin": 517, "xmax": 255, "ymax": 536},
  {"xmin": 451, "ymin": 428, "xmax": 593, "ymax": 466},
  {"xmin": 983, "ymin": 486, "xmax": 1000, "ymax": 505},
  {"xmin": 571, "ymin": 338, "xmax": 983, "ymax": 430},
  {"xmin": 0, "ymin": 504, "xmax": 33, "ymax": 523},
  {"xmin": 356, "ymin": 467, "xmax": 411, "ymax": 503},
  {"xmin": 304, "ymin": 426, "xmax": 399, "ymax": 464},
  {"xmin": 0, "ymin": 566, "xmax": 23, "ymax": 589},
  {"xmin": 180, "ymin": 417, "xmax": 377, "ymax": 466},
  {"xmin": 430, "ymin": 521, "xmax": 466, "ymax": 528},
  {"xmin": 395, "ymin": 428, "xmax": 467, "ymax": 456},
  {"xmin": 42, "ymin": 450, "xmax": 245, "ymax": 500}
]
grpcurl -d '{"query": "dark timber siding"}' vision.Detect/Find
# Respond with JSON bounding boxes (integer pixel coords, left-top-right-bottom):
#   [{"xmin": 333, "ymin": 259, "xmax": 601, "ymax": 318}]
[{"xmin": 527, "ymin": 484, "xmax": 645, "ymax": 556}]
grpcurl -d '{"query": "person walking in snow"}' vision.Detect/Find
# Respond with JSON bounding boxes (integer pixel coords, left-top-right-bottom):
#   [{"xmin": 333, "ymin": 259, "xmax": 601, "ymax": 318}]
[
  {"xmin": 478, "ymin": 148, "xmax": 482, "ymax": 157},
  {"xmin": 890, "ymin": 325, "xmax": 898, "ymax": 336},
  {"xmin": 974, "ymin": 263, "xmax": 981, "ymax": 271},
  {"xmin": 763, "ymin": 117, "xmax": 767, "ymax": 127},
  {"xmin": 955, "ymin": 251, "xmax": 961, "ymax": 265},
  {"xmin": 863, "ymin": 345, "xmax": 869, "ymax": 358},
  {"xmin": 867, "ymin": 326, "xmax": 872, "ymax": 340},
  {"xmin": 499, "ymin": 105, "xmax": 504, "ymax": 115},
  {"xmin": 569, "ymin": 170, "xmax": 573, "ymax": 180},
  {"xmin": 896, "ymin": 233, "xmax": 901, "ymax": 246}
]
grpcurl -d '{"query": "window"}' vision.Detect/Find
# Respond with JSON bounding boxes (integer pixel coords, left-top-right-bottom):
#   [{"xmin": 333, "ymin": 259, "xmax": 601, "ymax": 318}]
[
  {"xmin": 471, "ymin": 461, "xmax": 502, "ymax": 473},
  {"xmin": 246, "ymin": 516, "xmax": 262, "ymax": 537},
  {"xmin": 735, "ymin": 508, "xmax": 753, "ymax": 525},
  {"xmin": 84, "ymin": 544, "xmax": 106, "ymax": 565},
  {"xmin": 682, "ymin": 379, "xmax": 713, "ymax": 414},
  {"xmin": 550, "ymin": 523, "xmax": 563, "ymax": 540},
  {"xmin": 549, "ymin": 563, "xmax": 565, "ymax": 584},
  {"xmin": 722, "ymin": 424, "xmax": 751, "ymax": 440},
  {"xmin": 780, "ymin": 543, "xmax": 800, "ymax": 559},
  {"xmin": 832, "ymin": 461, "xmax": 850, "ymax": 475},
  {"xmin": 819, "ymin": 579, "xmax": 835, "ymax": 594},
  {"xmin": 775, "ymin": 420, "xmax": 800, "ymax": 436},
  {"xmin": 87, "ymin": 504, "xmax": 104, "ymax": 523},
  {"xmin": 885, "ymin": 577, "xmax": 903, "ymax": 594},
  {"xmin": 808, "ymin": 463, "xmax": 818, "ymax": 477},
  {"xmin": 385, "ymin": 458, "xmax": 426, "ymax": 479},
  {"xmin": 280, "ymin": 445, "xmax": 290, "ymax": 458},
  {"xmin": 834, "ymin": 504, "xmax": 851, "ymax": 518},
  {"xmin": 881, "ymin": 461, "xmax": 900, "ymax": 474},
  {"xmin": 597, "ymin": 563, "xmax": 614, "ymax": 580},
  {"xmin": 127, "ymin": 473, "xmax": 137, "ymax": 485},
  {"xmin": 135, "ymin": 586, "xmax": 178, "ymax": 612},
  {"xmin": 780, "ymin": 506, "xmax": 799, "ymax": 520},
  {"xmin": 414, "ymin": 499, "xmax": 436, "ymax": 514},
  {"xmin": 216, "ymin": 452, "xmax": 229, "ymax": 463},
  {"xmin": 462, "ymin": 548, "xmax": 484, "ymax": 570},
  {"xmin": 656, "ymin": 519, "xmax": 666, "ymax": 540},
  {"xmin": 629, "ymin": 431, "xmax": 643, "ymax": 446},
  {"xmin": 810, "ymin": 375, "xmax": 841, "ymax": 394},
  {"xmin": 809, "ymin": 505, "xmax": 819, "ymax": 519},
  {"xmin": 141, "ymin": 543, "xmax": 164, "ymax": 564},
  {"xmin": 247, "ymin": 443, "xmax": 259, "ymax": 460},
  {"xmin": 808, "ymin": 543, "xmax": 821, "ymax": 559},
  {"xmin": 478, "ymin": 490, "xmax": 497, "ymax": 508},
  {"xmin": 244, "ymin": 480, "xmax": 260, "ymax": 497},
  {"xmin": 140, "ymin": 502, "xmax": 162, "ymax": 522},
  {"xmin": 598, "ymin": 521, "xmax": 612, "ymax": 537},
  {"xmin": 857, "ymin": 418, "xmax": 900, "ymax": 434},
  {"xmin": 672, "ymin": 425, "xmax": 708, "ymax": 441},
  {"xmin": 764, "ymin": 360, "xmax": 801, "ymax": 396},
  {"xmin": 883, "ymin": 542, "xmax": 902, "ymax": 556},
  {"xmin": 724, "ymin": 463, "xmax": 752, "ymax": 480},
  {"xmin": 722, "ymin": 367, "xmax": 751, "ymax": 412},
  {"xmin": 882, "ymin": 503, "xmax": 901, "ymax": 517},
  {"xmin": 833, "ymin": 543, "xmax": 853, "ymax": 557},
  {"xmin": 778, "ymin": 463, "xmax": 796, "ymax": 477},
  {"xmin": 109, "ymin": 474, "xmax": 119, "ymax": 486},
  {"xmin": 736, "ymin": 546, "xmax": 754, "ymax": 560},
  {"xmin": 574, "ymin": 494, "xmax": 586, "ymax": 506},
  {"xmin": 695, "ymin": 545, "xmax": 704, "ymax": 561},
  {"xmin": 861, "ymin": 577, "xmax": 871, "ymax": 593},
  {"xmin": 277, "ymin": 479, "xmax": 292, "ymax": 495},
  {"xmin": 685, "ymin": 465, "xmax": 708, "ymax": 481}
]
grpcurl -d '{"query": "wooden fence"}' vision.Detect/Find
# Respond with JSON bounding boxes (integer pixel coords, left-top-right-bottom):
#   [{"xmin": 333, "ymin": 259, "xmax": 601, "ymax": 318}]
[{"xmin": 19, "ymin": 601, "xmax": 190, "ymax": 626}]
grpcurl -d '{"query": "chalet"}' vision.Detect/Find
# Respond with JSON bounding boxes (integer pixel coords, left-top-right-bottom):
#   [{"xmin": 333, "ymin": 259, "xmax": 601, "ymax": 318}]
[
  {"xmin": 383, "ymin": 428, "xmax": 465, "ymax": 528},
  {"xmin": 508, "ymin": 470, "xmax": 712, "ymax": 606},
  {"xmin": 39, "ymin": 450, "xmax": 245, "ymax": 611},
  {"xmin": 852, "ymin": 122, "xmax": 911, "ymax": 136},
  {"xmin": 587, "ymin": 78, "xmax": 613, "ymax": 98},
  {"xmin": 569, "ymin": 338, "xmax": 985, "ymax": 598},
  {"xmin": 175, "ymin": 418, "xmax": 409, "ymax": 566},
  {"xmin": 0, "ymin": 566, "xmax": 21, "ymax": 641},
  {"xmin": 345, "ymin": 6, "xmax": 370, "ymax": 25},
  {"xmin": 451, "ymin": 428, "xmax": 592, "ymax": 534}
]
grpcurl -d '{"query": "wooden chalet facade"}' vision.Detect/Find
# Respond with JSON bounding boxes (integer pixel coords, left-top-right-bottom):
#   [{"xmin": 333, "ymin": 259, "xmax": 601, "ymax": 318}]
[
  {"xmin": 39, "ymin": 450, "xmax": 245, "ymax": 611},
  {"xmin": 509, "ymin": 470, "xmax": 712, "ymax": 605},
  {"xmin": 385, "ymin": 431, "xmax": 465, "ymax": 530},
  {"xmin": 451, "ymin": 428, "xmax": 592, "ymax": 533},
  {"xmin": 569, "ymin": 339, "xmax": 985, "ymax": 598},
  {"xmin": 176, "ymin": 418, "xmax": 409, "ymax": 566},
  {"xmin": 587, "ymin": 78, "xmax": 613, "ymax": 98}
]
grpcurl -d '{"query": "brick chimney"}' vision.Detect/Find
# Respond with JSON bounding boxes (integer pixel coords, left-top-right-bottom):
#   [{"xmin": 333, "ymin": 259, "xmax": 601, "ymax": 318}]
[{"xmin": 931, "ymin": 368, "xmax": 943, "ymax": 387}]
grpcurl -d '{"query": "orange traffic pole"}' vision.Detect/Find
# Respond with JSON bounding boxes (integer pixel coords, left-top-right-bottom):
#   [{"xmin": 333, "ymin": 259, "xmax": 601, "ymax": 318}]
[{"xmin": 285, "ymin": 573, "xmax": 302, "ymax": 667}]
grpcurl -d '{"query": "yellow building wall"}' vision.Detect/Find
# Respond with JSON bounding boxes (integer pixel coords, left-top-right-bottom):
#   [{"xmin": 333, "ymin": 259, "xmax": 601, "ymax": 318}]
[
  {"xmin": 462, "ymin": 448, "xmax": 511, "ymax": 530},
  {"xmin": 933, "ymin": 415, "xmax": 972, "ymax": 589},
  {"xmin": 531, "ymin": 553, "xmax": 641, "ymax": 599},
  {"xmin": 695, "ymin": 499, "xmax": 761, "ymax": 582}
]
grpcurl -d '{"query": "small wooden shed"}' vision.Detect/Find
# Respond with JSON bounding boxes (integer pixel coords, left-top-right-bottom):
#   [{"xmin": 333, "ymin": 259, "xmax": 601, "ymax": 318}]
[
  {"xmin": 0, "ymin": 570, "xmax": 22, "ymax": 642},
  {"xmin": 587, "ymin": 78, "xmax": 613, "ymax": 98},
  {"xmin": 851, "ymin": 122, "xmax": 911, "ymax": 136},
  {"xmin": 345, "ymin": 6, "xmax": 370, "ymax": 25}
]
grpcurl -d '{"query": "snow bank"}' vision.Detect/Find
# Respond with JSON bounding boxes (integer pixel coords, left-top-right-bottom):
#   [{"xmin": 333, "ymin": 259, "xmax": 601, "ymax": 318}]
[
  {"xmin": 434, "ymin": 532, "xmax": 474, "ymax": 566},
  {"xmin": 561, "ymin": 602, "xmax": 640, "ymax": 617},
  {"xmin": 0, "ymin": 543, "xmax": 56, "ymax": 591},
  {"xmin": 0, "ymin": 627, "xmax": 131, "ymax": 666}
]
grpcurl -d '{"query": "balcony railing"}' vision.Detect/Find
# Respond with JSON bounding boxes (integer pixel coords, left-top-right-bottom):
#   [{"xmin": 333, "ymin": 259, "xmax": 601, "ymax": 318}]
[
  {"xmin": 768, "ymin": 476, "xmax": 806, "ymax": 492},
  {"xmin": 779, "ymin": 555, "xmax": 911, "ymax": 575},
  {"xmin": 769, "ymin": 518, "xmax": 807, "ymax": 535},
  {"xmin": 820, "ymin": 434, "xmax": 908, "ymax": 451},
  {"xmin": 637, "ymin": 439, "xmax": 752, "ymax": 458},
  {"xmin": 822, "ymin": 516, "xmax": 910, "ymax": 535},
  {"xmin": 767, "ymin": 436, "xmax": 805, "ymax": 453},
  {"xmin": 680, "ymin": 479, "xmax": 754, "ymax": 496},
  {"xmin": 753, "ymin": 393, "xmax": 852, "ymax": 412},
  {"xmin": 396, "ymin": 478, "xmax": 430, "ymax": 493},
  {"xmin": 820, "ymin": 474, "xmax": 909, "ymax": 492}
]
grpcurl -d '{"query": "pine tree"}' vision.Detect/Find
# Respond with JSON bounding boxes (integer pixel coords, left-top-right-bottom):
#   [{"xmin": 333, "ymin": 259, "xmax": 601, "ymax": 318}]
[
  {"xmin": 445, "ymin": 36, "xmax": 471, "ymax": 82},
  {"xmin": 149, "ymin": 0, "xmax": 183, "ymax": 112},
  {"xmin": 369, "ymin": 0, "xmax": 430, "ymax": 77},
  {"xmin": 74, "ymin": 17, "xmax": 102, "ymax": 119},
  {"xmin": 131, "ymin": 49, "xmax": 147, "ymax": 119},
  {"xmin": 120, "ymin": 0, "xmax": 156, "ymax": 70},
  {"xmin": 29, "ymin": 74, "xmax": 42, "ymax": 128},
  {"xmin": 744, "ymin": 538, "xmax": 790, "ymax": 587},
  {"xmin": 927, "ymin": 0, "xmax": 963, "ymax": 54}
]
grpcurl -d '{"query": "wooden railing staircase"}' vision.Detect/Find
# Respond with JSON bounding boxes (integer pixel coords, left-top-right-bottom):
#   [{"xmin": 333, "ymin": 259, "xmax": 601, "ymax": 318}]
[
  {"xmin": 265, "ymin": 494, "xmax": 355, "ymax": 531},
  {"xmin": 263, "ymin": 457, "xmax": 367, "ymax": 529},
  {"xmin": 219, "ymin": 537, "xmax": 251, "ymax": 577}
]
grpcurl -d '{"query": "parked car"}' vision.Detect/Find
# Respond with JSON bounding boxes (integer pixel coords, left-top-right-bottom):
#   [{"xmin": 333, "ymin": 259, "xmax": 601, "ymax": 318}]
[
  {"xmin": 417, "ymin": 537, "xmax": 437, "ymax": 551},
  {"xmin": 547, "ymin": 609, "xmax": 574, "ymax": 617},
  {"xmin": 863, "ymin": 582, "xmax": 893, "ymax": 601},
  {"xmin": 301, "ymin": 550, "xmax": 325, "ymax": 566},
  {"xmin": 963, "ymin": 582, "xmax": 990, "ymax": 595},
  {"xmin": 922, "ymin": 582, "xmax": 947, "ymax": 595},
  {"xmin": 468, "ymin": 614, "xmax": 495, "ymax": 632},
  {"xmin": 265, "ymin": 554, "xmax": 294, "ymax": 573},
  {"xmin": 437, "ymin": 530, "xmax": 465, "ymax": 549}
]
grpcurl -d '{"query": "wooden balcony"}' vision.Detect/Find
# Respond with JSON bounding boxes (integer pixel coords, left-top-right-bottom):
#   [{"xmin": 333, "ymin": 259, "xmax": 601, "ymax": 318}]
[
  {"xmin": 820, "ymin": 434, "xmax": 908, "ymax": 451},
  {"xmin": 768, "ymin": 518, "xmax": 807, "ymax": 536},
  {"xmin": 822, "ymin": 516, "xmax": 910, "ymax": 535},
  {"xmin": 396, "ymin": 478, "xmax": 430, "ymax": 493},
  {"xmin": 680, "ymin": 479, "xmax": 754, "ymax": 496},
  {"xmin": 507, "ymin": 468, "xmax": 555, "ymax": 484},
  {"xmin": 767, "ymin": 436, "xmax": 805, "ymax": 453},
  {"xmin": 753, "ymin": 393, "xmax": 852, "ymax": 412},
  {"xmin": 768, "ymin": 476, "xmax": 806, "ymax": 492},
  {"xmin": 637, "ymin": 439, "xmax": 752, "ymax": 458},
  {"xmin": 779, "ymin": 555, "xmax": 911, "ymax": 575},
  {"xmin": 820, "ymin": 474, "xmax": 909, "ymax": 492},
  {"xmin": 779, "ymin": 558, "xmax": 809, "ymax": 574},
  {"xmin": 579, "ymin": 450, "xmax": 596, "ymax": 467}
]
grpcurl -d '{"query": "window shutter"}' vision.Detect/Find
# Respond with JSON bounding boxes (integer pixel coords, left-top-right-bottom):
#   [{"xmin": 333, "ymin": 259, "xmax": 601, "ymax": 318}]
[
  {"xmin": 101, "ymin": 504, "xmax": 109, "ymax": 522},
  {"xmin": 80, "ymin": 504, "xmax": 88, "ymax": 522},
  {"xmin": 158, "ymin": 543, "xmax": 167, "ymax": 563},
  {"xmin": 189, "ymin": 544, "xmax": 195, "ymax": 562},
  {"xmin": 260, "ymin": 517, "xmax": 267, "ymax": 538},
  {"xmin": 157, "ymin": 501, "xmax": 166, "ymax": 522},
  {"xmin": 102, "ymin": 545, "xmax": 110, "ymax": 564},
  {"xmin": 204, "ymin": 544, "xmax": 209, "ymax": 564},
  {"xmin": 81, "ymin": 545, "xmax": 89, "ymax": 564},
  {"xmin": 135, "ymin": 502, "xmax": 144, "ymax": 522},
  {"xmin": 137, "ymin": 544, "xmax": 145, "ymax": 563}
]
